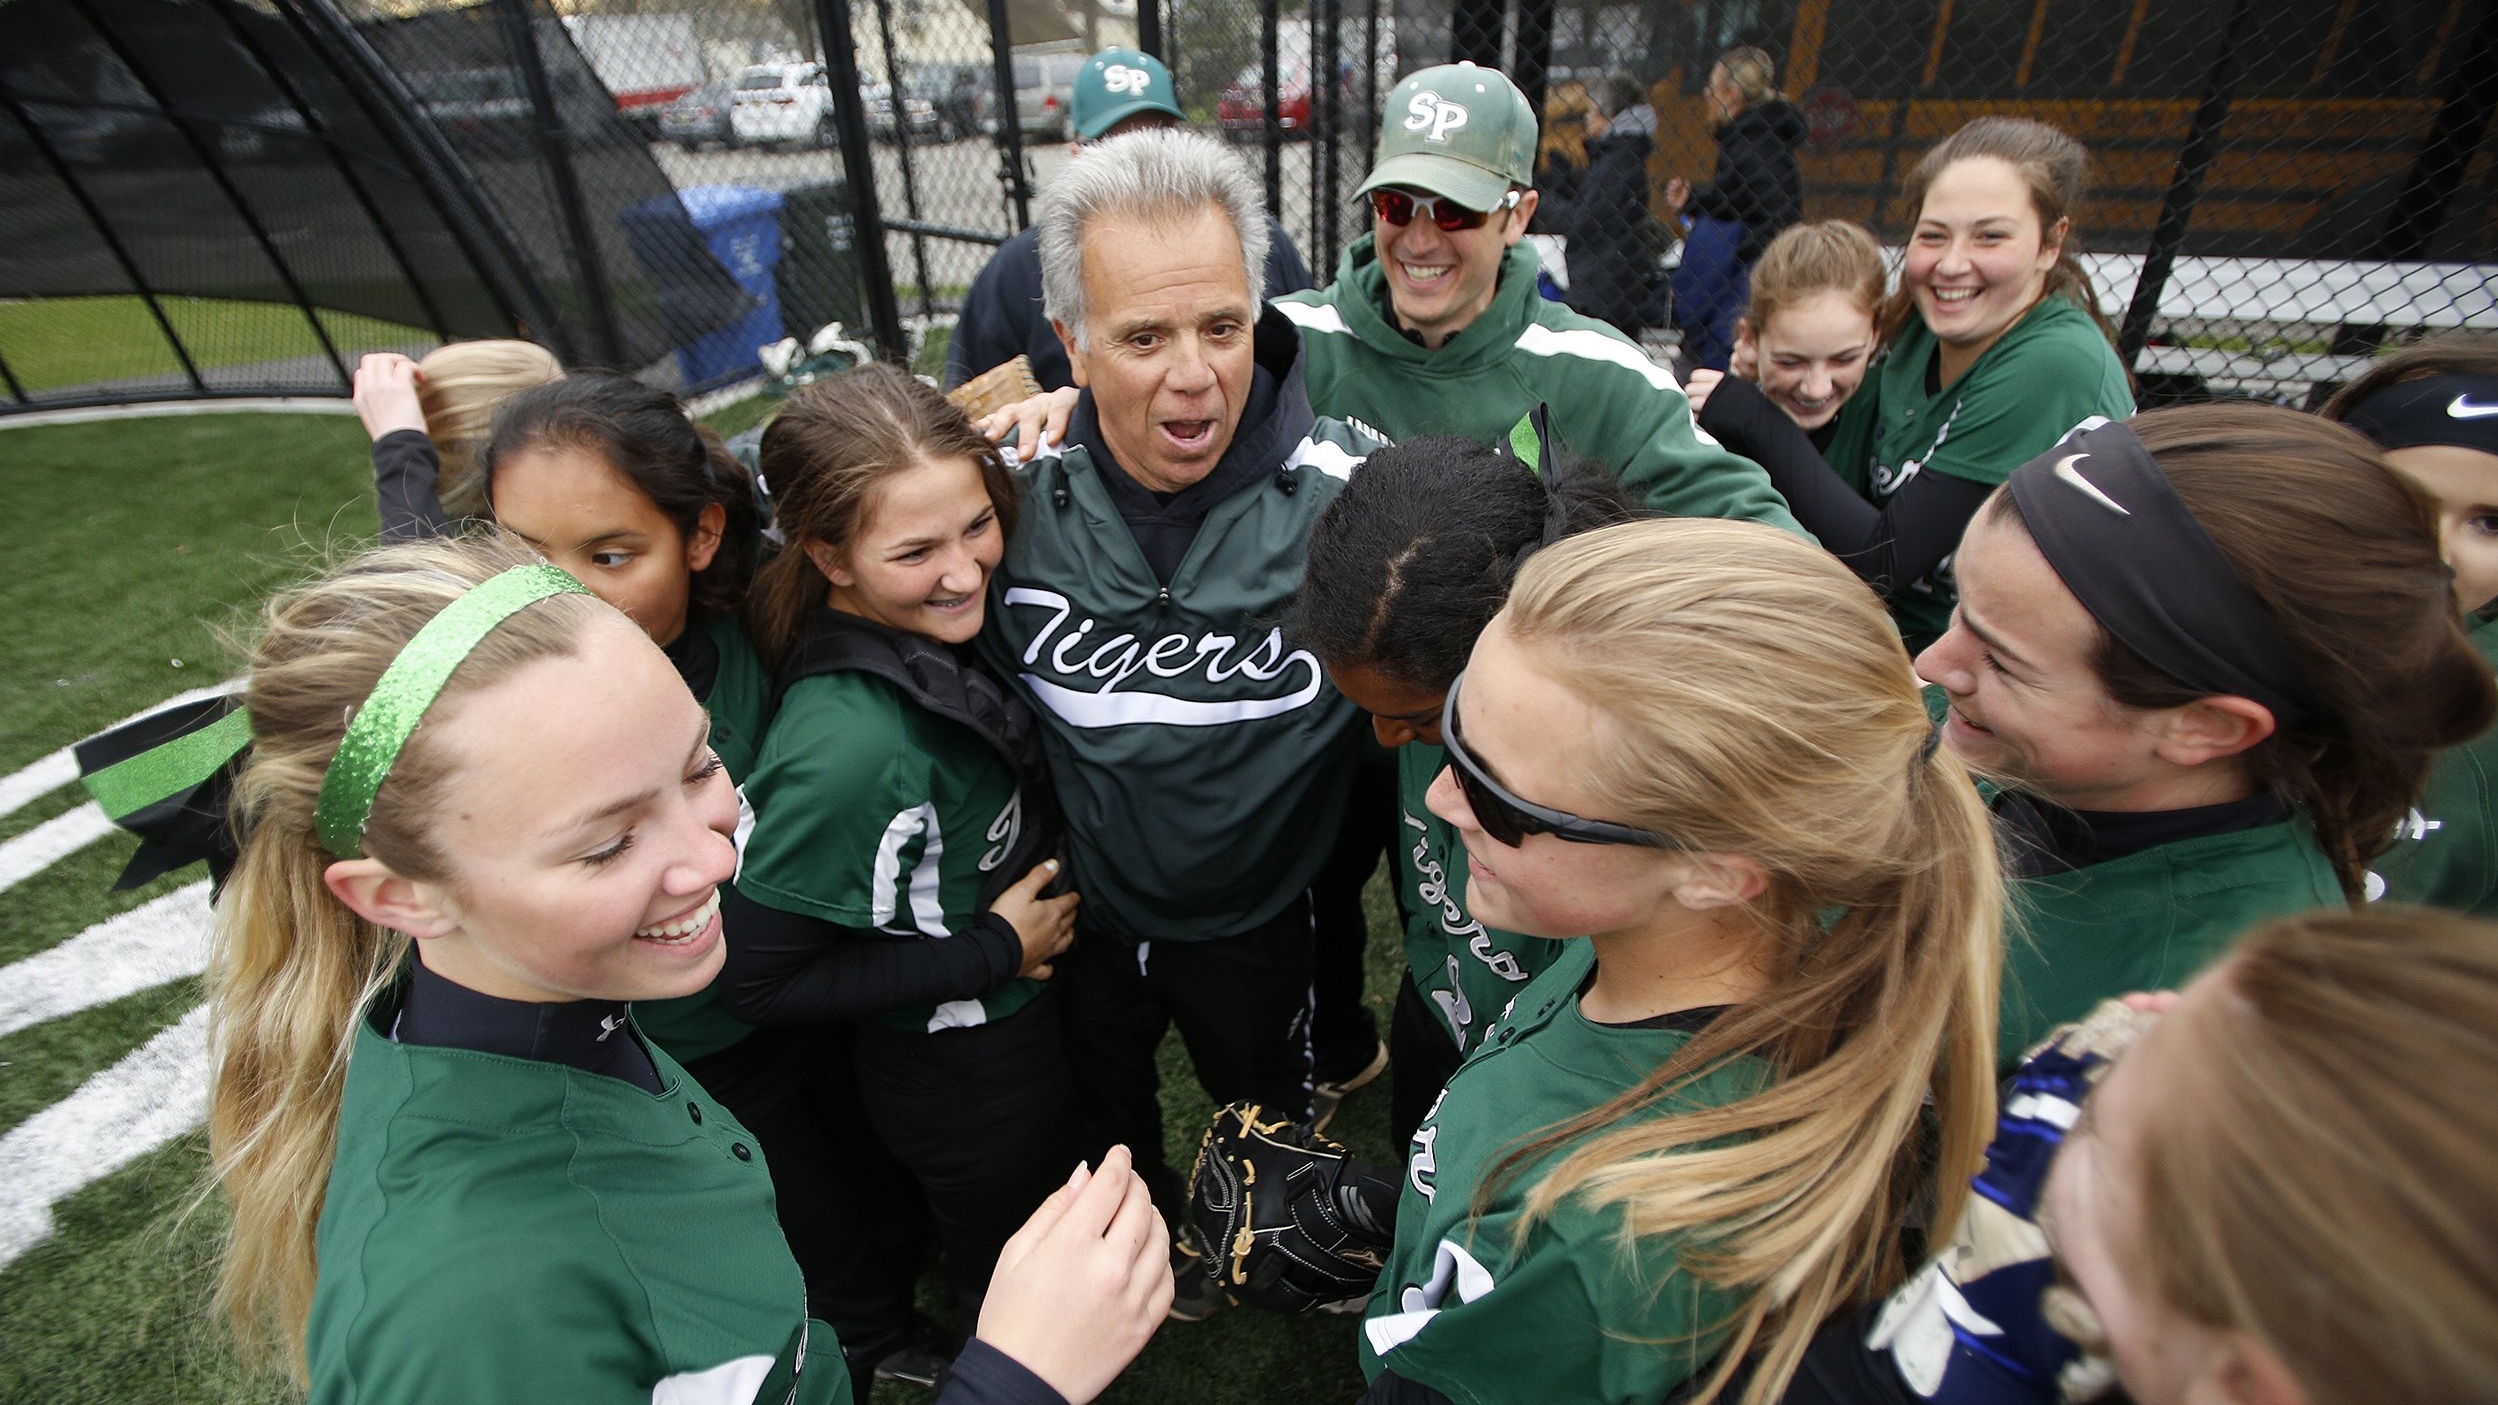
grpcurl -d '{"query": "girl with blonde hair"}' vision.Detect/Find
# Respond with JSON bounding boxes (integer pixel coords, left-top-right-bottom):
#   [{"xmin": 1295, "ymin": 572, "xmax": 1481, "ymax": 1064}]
[
  {"xmin": 1359, "ymin": 517, "xmax": 2002, "ymax": 1405},
  {"xmin": 203, "ymin": 534, "xmax": 1168, "ymax": 1403},
  {"xmin": 351, "ymin": 340, "xmax": 561, "ymax": 531}
]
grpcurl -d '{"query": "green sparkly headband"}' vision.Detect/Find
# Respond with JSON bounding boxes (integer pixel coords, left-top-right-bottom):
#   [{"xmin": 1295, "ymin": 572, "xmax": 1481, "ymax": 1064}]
[{"xmin": 312, "ymin": 564, "xmax": 591, "ymax": 858}]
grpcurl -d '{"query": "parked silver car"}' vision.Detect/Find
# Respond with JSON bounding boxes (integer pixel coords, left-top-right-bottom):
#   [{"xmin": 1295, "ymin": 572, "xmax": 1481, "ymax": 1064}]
[{"xmin": 1011, "ymin": 50, "xmax": 1086, "ymax": 142}]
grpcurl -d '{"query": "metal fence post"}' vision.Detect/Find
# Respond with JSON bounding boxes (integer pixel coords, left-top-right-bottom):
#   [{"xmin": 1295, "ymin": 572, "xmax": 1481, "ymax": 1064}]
[
  {"xmin": 1261, "ymin": 0, "xmax": 1281, "ymax": 214},
  {"xmin": 1514, "ymin": 0, "xmax": 1553, "ymax": 120},
  {"xmin": 495, "ymin": 0, "xmax": 625, "ymax": 367},
  {"xmin": 1319, "ymin": 0, "xmax": 1342, "ymax": 272},
  {"xmin": 1139, "ymin": 0, "xmax": 1161, "ymax": 60},
  {"xmin": 813, "ymin": 0, "xmax": 909, "ymax": 362},
  {"xmin": 985, "ymin": 0, "xmax": 1031, "ymax": 231},
  {"xmin": 2116, "ymin": 0, "xmax": 2252, "ymax": 373},
  {"xmin": 871, "ymin": 0, "xmax": 936, "ymax": 319},
  {"xmin": 1451, "ymin": 0, "xmax": 1502, "ymax": 67}
]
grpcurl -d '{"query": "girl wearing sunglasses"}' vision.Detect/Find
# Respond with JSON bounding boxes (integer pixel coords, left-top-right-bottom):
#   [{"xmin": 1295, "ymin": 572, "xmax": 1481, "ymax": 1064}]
[
  {"xmin": 1360, "ymin": 517, "xmax": 2002, "ymax": 1405},
  {"xmin": 1293, "ymin": 431, "xmax": 1639, "ymax": 1147}
]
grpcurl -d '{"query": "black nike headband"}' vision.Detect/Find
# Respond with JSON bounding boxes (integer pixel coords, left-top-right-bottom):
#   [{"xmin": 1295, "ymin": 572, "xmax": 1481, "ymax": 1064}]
[
  {"xmin": 2339, "ymin": 374, "xmax": 2498, "ymax": 457},
  {"xmin": 2006, "ymin": 420, "xmax": 2321, "ymax": 724}
]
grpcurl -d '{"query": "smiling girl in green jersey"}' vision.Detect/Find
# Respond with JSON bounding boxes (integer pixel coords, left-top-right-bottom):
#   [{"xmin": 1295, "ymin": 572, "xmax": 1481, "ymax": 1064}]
[
  {"xmin": 1292, "ymin": 432, "xmax": 1636, "ymax": 1147},
  {"xmin": 201, "ymin": 537, "xmax": 1170, "ymax": 1405},
  {"xmin": 721, "ymin": 364, "xmax": 1083, "ymax": 1350},
  {"xmin": 1359, "ymin": 519, "xmax": 2003, "ymax": 1405},
  {"xmin": 1916, "ymin": 405, "xmax": 2495, "ymax": 1068}
]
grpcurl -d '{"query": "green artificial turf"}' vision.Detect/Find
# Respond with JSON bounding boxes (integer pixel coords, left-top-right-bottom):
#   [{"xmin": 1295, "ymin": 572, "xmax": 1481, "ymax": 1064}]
[
  {"xmin": 0, "ymin": 298, "xmax": 432, "ymax": 395},
  {"xmin": 0, "ymin": 409, "xmax": 1403, "ymax": 1404}
]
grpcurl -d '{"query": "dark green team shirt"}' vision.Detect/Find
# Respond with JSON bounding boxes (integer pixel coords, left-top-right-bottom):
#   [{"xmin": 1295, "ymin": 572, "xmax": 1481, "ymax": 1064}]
[
  {"xmin": 736, "ymin": 669, "xmax": 1042, "ymax": 1031},
  {"xmin": 2000, "ymin": 819, "xmax": 2339, "ymax": 1068},
  {"xmin": 2373, "ymin": 614, "xmax": 2498, "ymax": 915},
  {"xmin": 1361, "ymin": 943, "xmax": 1771, "ymax": 1405},
  {"xmin": 1822, "ymin": 295, "xmax": 2135, "ymax": 649},
  {"xmin": 1278, "ymin": 238, "xmax": 1807, "ymax": 538},
  {"xmin": 307, "ymin": 1000, "xmax": 847, "ymax": 1405},
  {"xmin": 635, "ymin": 612, "xmax": 772, "ymax": 1063},
  {"xmin": 1396, "ymin": 740, "xmax": 1566, "ymax": 1054}
]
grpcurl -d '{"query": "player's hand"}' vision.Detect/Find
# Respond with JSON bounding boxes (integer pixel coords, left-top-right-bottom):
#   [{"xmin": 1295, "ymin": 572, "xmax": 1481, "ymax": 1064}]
[
  {"xmin": 1662, "ymin": 177, "xmax": 1690, "ymax": 214},
  {"xmin": 352, "ymin": 353, "xmax": 429, "ymax": 441},
  {"xmin": 2118, "ymin": 990, "xmax": 2181, "ymax": 1014},
  {"xmin": 1683, "ymin": 367, "xmax": 1725, "ymax": 416},
  {"xmin": 977, "ymin": 1145, "xmax": 1171, "ymax": 1404},
  {"xmin": 989, "ymin": 858, "xmax": 1077, "ymax": 980},
  {"xmin": 976, "ymin": 386, "xmax": 1081, "ymax": 461},
  {"xmin": 1728, "ymin": 327, "xmax": 1759, "ymax": 381}
]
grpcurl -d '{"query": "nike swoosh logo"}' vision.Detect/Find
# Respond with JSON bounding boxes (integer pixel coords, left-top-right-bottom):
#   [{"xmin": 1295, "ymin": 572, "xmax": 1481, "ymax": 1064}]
[
  {"xmin": 2449, "ymin": 395, "xmax": 2498, "ymax": 419},
  {"xmin": 2052, "ymin": 453, "xmax": 2131, "ymax": 515}
]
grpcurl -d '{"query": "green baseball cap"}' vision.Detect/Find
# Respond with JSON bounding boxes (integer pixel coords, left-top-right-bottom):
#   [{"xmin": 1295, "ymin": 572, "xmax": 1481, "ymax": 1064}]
[
  {"xmin": 1071, "ymin": 48, "xmax": 1184, "ymax": 141},
  {"xmin": 1356, "ymin": 63, "xmax": 1538, "ymax": 212}
]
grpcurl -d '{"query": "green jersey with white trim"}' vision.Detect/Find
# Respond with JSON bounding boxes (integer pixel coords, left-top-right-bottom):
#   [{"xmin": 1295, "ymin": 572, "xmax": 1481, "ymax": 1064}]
[
  {"xmin": 737, "ymin": 670, "xmax": 1042, "ymax": 1031},
  {"xmin": 1278, "ymin": 237, "xmax": 1806, "ymax": 537},
  {"xmin": 2372, "ymin": 613, "xmax": 2498, "ymax": 915},
  {"xmin": 1361, "ymin": 942, "xmax": 1771, "ymax": 1404},
  {"xmin": 1821, "ymin": 296, "xmax": 2134, "ymax": 650},
  {"xmin": 1396, "ymin": 739, "xmax": 1565, "ymax": 1053},
  {"xmin": 307, "ymin": 996, "xmax": 848, "ymax": 1405}
]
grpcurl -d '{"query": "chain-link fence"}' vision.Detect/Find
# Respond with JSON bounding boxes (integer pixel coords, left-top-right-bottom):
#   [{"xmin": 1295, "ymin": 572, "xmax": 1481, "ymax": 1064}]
[{"xmin": 4, "ymin": 0, "xmax": 2492, "ymax": 412}]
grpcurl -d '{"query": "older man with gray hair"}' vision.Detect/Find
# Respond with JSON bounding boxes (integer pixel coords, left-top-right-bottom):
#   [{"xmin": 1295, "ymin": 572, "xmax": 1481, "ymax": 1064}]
[{"xmin": 978, "ymin": 128, "xmax": 1380, "ymax": 1313}]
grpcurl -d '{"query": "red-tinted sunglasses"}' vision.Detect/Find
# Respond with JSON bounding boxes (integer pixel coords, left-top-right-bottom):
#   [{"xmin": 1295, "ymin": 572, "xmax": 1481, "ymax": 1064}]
[{"xmin": 1368, "ymin": 187, "xmax": 1523, "ymax": 232}]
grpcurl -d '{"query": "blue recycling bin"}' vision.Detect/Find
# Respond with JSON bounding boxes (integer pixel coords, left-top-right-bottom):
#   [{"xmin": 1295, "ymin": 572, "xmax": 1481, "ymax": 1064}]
[{"xmin": 624, "ymin": 184, "xmax": 786, "ymax": 387}]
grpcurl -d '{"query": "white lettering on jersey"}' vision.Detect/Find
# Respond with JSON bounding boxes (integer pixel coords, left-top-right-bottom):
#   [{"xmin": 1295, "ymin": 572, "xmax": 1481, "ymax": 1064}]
[
  {"xmin": 979, "ymin": 789, "xmax": 1023, "ymax": 872},
  {"xmin": 1429, "ymin": 956, "xmax": 1473, "ymax": 1051},
  {"xmin": 1363, "ymin": 1237, "xmax": 1498, "ymax": 1356},
  {"xmin": 1401, "ymin": 90, "xmax": 1469, "ymax": 143},
  {"xmin": 1407, "ymin": 1087, "xmax": 1447, "ymax": 1200},
  {"xmin": 1004, "ymin": 587, "xmax": 1328, "ymax": 728}
]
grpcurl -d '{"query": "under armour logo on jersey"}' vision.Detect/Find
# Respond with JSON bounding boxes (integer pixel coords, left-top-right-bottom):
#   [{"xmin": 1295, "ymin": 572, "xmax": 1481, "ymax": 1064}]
[
  {"xmin": 1101, "ymin": 63, "xmax": 1150, "ymax": 95},
  {"xmin": 2450, "ymin": 395, "xmax": 2498, "ymax": 419},
  {"xmin": 2053, "ymin": 453, "xmax": 2131, "ymax": 516},
  {"xmin": 597, "ymin": 1012, "xmax": 625, "ymax": 1042},
  {"xmin": 1402, "ymin": 90, "xmax": 1469, "ymax": 143}
]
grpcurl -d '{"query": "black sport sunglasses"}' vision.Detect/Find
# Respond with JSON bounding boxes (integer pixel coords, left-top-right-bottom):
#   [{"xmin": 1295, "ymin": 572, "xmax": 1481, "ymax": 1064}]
[
  {"xmin": 1439, "ymin": 671, "xmax": 1677, "ymax": 850},
  {"xmin": 1368, "ymin": 187, "xmax": 1523, "ymax": 233}
]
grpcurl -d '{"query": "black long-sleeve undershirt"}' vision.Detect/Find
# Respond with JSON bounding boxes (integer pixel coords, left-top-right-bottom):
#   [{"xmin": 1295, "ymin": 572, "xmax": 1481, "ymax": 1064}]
[
  {"xmin": 371, "ymin": 429, "xmax": 452, "ymax": 543},
  {"xmin": 1697, "ymin": 375, "xmax": 1993, "ymax": 599},
  {"xmin": 717, "ymin": 893, "xmax": 1026, "ymax": 1026}
]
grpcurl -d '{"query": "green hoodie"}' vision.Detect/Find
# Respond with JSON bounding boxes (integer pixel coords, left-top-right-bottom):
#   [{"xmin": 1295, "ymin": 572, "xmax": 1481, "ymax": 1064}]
[{"xmin": 1278, "ymin": 237, "xmax": 1805, "ymax": 536}]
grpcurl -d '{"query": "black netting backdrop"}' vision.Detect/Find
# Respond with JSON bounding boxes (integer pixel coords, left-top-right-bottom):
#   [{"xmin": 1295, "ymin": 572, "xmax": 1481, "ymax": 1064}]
[{"xmin": 3, "ymin": 0, "xmax": 2492, "ymax": 410}]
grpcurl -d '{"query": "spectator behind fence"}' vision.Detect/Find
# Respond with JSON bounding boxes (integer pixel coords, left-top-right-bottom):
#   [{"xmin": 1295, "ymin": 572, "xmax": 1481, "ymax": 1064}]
[
  {"xmin": 351, "ymin": 341, "xmax": 561, "ymax": 537},
  {"xmin": 1662, "ymin": 48, "xmax": 1803, "ymax": 370},
  {"xmin": 942, "ymin": 47, "xmax": 1313, "ymax": 393},
  {"xmin": 2326, "ymin": 333, "xmax": 2498, "ymax": 915},
  {"xmin": 1534, "ymin": 74, "xmax": 1667, "ymax": 337},
  {"xmin": 1788, "ymin": 119, "xmax": 2132, "ymax": 652},
  {"xmin": 1358, "ymin": 518, "xmax": 2001, "ymax": 1405},
  {"xmin": 1777, "ymin": 907, "xmax": 2498, "ymax": 1405},
  {"xmin": 1915, "ymin": 406, "xmax": 2494, "ymax": 1070}
]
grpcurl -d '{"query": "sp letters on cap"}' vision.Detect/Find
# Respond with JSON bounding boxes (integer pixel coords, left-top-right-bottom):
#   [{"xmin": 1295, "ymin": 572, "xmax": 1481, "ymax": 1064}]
[
  {"xmin": 1403, "ymin": 90, "xmax": 1470, "ymax": 143},
  {"xmin": 1102, "ymin": 63, "xmax": 1150, "ymax": 95}
]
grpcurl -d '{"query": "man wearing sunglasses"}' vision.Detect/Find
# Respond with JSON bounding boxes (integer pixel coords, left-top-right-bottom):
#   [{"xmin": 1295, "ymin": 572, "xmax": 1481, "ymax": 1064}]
[{"xmin": 1275, "ymin": 63, "xmax": 1805, "ymax": 536}]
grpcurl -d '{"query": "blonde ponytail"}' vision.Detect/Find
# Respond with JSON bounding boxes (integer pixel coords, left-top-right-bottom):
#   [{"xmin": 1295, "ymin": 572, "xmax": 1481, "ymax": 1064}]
[
  {"xmin": 1485, "ymin": 520, "xmax": 2002, "ymax": 1405},
  {"xmin": 205, "ymin": 535, "xmax": 600, "ymax": 1378}
]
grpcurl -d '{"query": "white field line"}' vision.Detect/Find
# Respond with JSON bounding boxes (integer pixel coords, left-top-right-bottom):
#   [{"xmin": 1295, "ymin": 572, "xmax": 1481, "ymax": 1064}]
[
  {"xmin": 0, "ymin": 883, "xmax": 212, "ymax": 1039},
  {"xmin": 0, "ymin": 681, "xmax": 243, "ymax": 823},
  {"xmin": 0, "ymin": 804, "xmax": 114, "ymax": 894},
  {"xmin": 0, "ymin": 1004, "xmax": 209, "ymax": 1272}
]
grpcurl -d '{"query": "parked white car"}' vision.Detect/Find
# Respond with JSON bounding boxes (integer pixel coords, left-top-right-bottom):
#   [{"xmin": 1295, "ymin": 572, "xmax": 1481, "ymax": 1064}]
[{"xmin": 729, "ymin": 61, "xmax": 832, "ymax": 147}]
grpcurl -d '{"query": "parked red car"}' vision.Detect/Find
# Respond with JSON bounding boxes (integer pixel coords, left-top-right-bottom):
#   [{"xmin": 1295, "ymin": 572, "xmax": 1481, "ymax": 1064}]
[{"xmin": 1218, "ymin": 61, "xmax": 1349, "ymax": 140}]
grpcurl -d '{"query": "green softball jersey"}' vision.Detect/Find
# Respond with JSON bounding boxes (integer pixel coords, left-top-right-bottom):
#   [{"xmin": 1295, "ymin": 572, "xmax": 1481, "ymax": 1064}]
[
  {"xmin": 1822, "ymin": 295, "xmax": 2135, "ymax": 649},
  {"xmin": 1277, "ymin": 237, "xmax": 1807, "ymax": 537},
  {"xmin": 307, "ymin": 999, "xmax": 847, "ymax": 1405},
  {"xmin": 1396, "ymin": 740, "xmax": 1566, "ymax": 1053},
  {"xmin": 1361, "ymin": 943, "xmax": 1771, "ymax": 1405},
  {"xmin": 636, "ymin": 611, "xmax": 772, "ymax": 1063},
  {"xmin": 736, "ymin": 669, "xmax": 1043, "ymax": 1031},
  {"xmin": 1999, "ymin": 819, "xmax": 2339, "ymax": 1068},
  {"xmin": 981, "ymin": 396, "xmax": 1378, "ymax": 942},
  {"xmin": 2372, "ymin": 614, "xmax": 2498, "ymax": 915}
]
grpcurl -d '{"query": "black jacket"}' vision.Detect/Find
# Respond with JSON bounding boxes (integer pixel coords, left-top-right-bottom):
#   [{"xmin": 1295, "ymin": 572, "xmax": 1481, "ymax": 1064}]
[
  {"xmin": 1536, "ymin": 104, "xmax": 1663, "ymax": 334},
  {"xmin": 1688, "ymin": 99, "xmax": 1805, "ymax": 265}
]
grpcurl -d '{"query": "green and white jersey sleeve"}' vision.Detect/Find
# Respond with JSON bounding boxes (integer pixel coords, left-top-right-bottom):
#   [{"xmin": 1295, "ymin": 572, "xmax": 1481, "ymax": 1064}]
[
  {"xmin": 2372, "ymin": 615, "xmax": 2498, "ymax": 916},
  {"xmin": 737, "ymin": 670, "xmax": 1042, "ymax": 1030},
  {"xmin": 1361, "ymin": 944, "xmax": 1771, "ymax": 1405},
  {"xmin": 1397, "ymin": 741, "xmax": 1566, "ymax": 1053},
  {"xmin": 309, "ymin": 1006, "xmax": 848, "ymax": 1405},
  {"xmin": 1822, "ymin": 295, "xmax": 2135, "ymax": 646}
]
